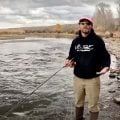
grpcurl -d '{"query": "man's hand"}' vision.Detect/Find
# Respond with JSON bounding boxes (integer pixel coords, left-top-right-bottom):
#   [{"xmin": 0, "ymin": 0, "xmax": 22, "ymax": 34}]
[
  {"xmin": 64, "ymin": 59, "xmax": 76, "ymax": 67},
  {"xmin": 96, "ymin": 67, "xmax": 110, "ymax": 75}
]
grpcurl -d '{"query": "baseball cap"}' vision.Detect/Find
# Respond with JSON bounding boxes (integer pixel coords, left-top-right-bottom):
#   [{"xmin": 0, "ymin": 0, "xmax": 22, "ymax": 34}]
[{"xmin": 79, "ymin": 17, "xmax": 93, "ymax": 24}]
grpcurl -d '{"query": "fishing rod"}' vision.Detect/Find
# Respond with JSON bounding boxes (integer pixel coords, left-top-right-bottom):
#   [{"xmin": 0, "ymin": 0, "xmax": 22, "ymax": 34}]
[{"xmin": 2, "ymin": 66, "xmax": 65, "ymax": 118}]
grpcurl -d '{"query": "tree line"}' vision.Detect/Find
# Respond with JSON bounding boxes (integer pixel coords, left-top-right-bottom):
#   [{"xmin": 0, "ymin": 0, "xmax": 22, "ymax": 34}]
[{"xmin": 93, "ymin": 1, "xmax": 120, "ymax": 31}]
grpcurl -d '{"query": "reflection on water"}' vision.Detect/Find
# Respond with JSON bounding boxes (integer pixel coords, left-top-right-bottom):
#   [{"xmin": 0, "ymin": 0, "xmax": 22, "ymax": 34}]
[{"xmin": 0, "ymin": 38, "xmax": 75, "ymax": 120}]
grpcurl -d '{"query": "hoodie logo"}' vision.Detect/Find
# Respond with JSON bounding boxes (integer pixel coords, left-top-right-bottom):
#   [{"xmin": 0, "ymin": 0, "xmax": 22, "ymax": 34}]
[{"xmin": 75, "ymin": 44, "xmax": 94, "ymax": 52}]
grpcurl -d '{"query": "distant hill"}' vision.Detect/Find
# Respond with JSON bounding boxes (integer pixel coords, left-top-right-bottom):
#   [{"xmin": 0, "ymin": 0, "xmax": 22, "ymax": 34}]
[
  {"xmin": 0, "ymin": 24, "xmax": 80, "ymax": 39},
  {"xmin": 0, "ymin": 24, "xmax": 79, "ymax": 35}
]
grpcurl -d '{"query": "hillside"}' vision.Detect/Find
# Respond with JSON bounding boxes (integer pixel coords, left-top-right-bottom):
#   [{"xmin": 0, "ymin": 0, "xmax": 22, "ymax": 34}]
[{"xmin": 0, "ymin": 24, "xmax": 78, "ymax": 39}]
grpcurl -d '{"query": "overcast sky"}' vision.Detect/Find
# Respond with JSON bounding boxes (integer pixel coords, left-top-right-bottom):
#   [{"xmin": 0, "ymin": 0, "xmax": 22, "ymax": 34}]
[{"xmin": 0, "ymin": 0, "xmax": 118, "ymax": 28}]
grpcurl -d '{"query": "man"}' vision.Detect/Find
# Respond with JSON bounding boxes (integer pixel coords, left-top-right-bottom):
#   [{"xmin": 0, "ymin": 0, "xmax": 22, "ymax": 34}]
[{"xmin": 64, "ymin": 17, "xmax": 111, "ymax": 120}]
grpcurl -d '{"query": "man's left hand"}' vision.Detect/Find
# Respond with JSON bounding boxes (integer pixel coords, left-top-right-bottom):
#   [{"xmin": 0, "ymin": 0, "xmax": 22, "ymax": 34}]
[{"xmin": 96, "ymin": 67, "xmax": 110, "ymax": 75}]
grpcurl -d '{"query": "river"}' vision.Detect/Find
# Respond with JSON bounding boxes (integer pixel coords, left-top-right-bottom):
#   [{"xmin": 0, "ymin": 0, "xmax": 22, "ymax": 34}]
[{"xmin": 0, "ymin": 38, "xmax": 119, "ymax": 120}]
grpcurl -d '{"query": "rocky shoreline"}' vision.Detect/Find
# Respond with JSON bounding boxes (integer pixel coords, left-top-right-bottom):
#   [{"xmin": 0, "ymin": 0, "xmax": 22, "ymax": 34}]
[
  {"xmin": 104, "ymin": 37, "xmax": 120, "ymax": 120},
  {"xmin": 104, "ymin": 38, "xmax": 120, "ymax": 59}
]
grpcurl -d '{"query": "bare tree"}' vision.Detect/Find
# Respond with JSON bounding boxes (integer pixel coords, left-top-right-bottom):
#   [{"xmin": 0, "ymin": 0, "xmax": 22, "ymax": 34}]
[
  {"xmin": 93, "ymin": 2, "xmax": 114, "ymax": 31},
  {"xmin": 117, "ymin": 1, "xmax": 120, "ymax": 25}
]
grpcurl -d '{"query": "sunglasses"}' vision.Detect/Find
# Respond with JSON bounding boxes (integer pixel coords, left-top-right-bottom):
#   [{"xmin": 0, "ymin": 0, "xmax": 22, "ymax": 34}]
[{"xmin": 80, "ymin": 22, "xmax": 92, "ymax": 25}]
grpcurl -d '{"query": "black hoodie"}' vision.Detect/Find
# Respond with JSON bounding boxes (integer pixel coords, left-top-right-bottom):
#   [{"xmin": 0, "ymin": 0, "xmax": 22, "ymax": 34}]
[{"xmin": 67, "ymin": 30, "xmax": 111, "ymax": 79}]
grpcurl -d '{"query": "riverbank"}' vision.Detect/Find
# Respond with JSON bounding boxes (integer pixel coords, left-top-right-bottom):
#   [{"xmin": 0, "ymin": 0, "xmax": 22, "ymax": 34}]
[
  {"xmin": 0, "ymin": 33, "xmax": 76, "ymax": 40},
  {"xmin": 104, "ymin": 37, "xmax": 120, "ymax": 59}
]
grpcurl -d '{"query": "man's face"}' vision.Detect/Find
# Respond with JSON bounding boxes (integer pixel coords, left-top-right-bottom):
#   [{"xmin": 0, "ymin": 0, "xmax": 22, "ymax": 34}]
[{"xmin": 79, "ymin": 20, "xmax": 93, "ymax": 35}]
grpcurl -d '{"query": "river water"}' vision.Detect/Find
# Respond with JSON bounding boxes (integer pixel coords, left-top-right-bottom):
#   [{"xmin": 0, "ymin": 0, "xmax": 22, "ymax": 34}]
[
  {"xmin": 0, "ymin": 38, "xmax": 75, "ymax": 120},
  {"xmin": 0, "ymin": 38, "xmax": 118, "ymax": 120}
]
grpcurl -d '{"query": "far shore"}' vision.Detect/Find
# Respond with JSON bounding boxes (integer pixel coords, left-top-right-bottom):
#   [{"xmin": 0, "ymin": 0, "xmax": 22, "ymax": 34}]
[{"xmin": 0, "ymin": 33, "xmax": 76, "ymax": 40}]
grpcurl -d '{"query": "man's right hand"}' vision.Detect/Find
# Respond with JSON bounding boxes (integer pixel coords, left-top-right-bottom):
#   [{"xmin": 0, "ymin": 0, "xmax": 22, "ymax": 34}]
[{"xmin": 64, "ymin": 59, "xmax": 76, "ymax": 67}]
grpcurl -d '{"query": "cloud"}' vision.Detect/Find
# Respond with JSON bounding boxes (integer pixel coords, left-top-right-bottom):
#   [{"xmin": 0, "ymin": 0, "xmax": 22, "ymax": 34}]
[
  {"xmin": 0, "ymin": 6, "xmax": 14, "ymax": 14},
  {"xmin": 0, "ymin": 0, "xmax": 118, "ymax": 28}
]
